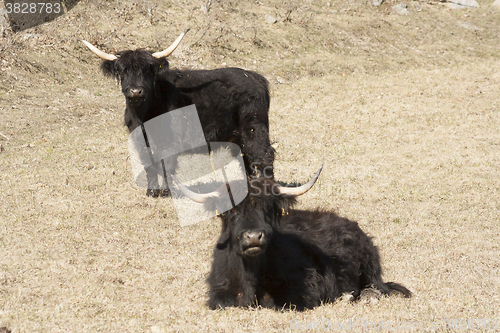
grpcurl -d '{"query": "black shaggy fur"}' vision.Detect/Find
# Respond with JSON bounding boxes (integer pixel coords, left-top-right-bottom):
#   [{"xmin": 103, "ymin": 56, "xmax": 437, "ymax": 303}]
[
  {"xmin": 98, "ymin": 48, "xmax": 275, "ymax": 194},
  {"xmin": 206, "ymin": 177, "xmax": 411, "ymax": 310}
]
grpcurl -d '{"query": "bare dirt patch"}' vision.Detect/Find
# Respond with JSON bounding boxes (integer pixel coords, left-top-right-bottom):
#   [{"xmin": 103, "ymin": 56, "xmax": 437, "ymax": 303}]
[{"xmin": 1, "ymin": 0, "xmax": 499, "ymax": 332}]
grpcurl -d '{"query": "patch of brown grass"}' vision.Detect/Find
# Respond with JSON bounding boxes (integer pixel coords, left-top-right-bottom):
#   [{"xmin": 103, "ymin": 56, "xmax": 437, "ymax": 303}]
[{"xmin": 1, "ymin": 0, "xmax": 500, "ymax": 331}]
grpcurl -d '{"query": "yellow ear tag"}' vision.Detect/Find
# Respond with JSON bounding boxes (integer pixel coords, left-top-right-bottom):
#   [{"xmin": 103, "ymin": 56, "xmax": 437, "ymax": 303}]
[{"xmin": 282, "ymin": 208, "xmax": 286, "ymax": 216}]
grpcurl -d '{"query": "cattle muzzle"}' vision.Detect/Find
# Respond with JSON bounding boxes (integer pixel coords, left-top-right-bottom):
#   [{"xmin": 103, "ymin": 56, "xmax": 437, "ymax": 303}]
[
  {"xmin": 127, "ymin": 88, "xmax": 145, "ymax": 105},
  {"xmin": 240, "ymin": 230, "xmax": 267, "ymax": 257}
]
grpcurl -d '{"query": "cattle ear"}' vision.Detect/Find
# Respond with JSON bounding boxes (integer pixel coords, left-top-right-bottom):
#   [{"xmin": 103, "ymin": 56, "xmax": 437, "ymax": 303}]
[
  {"xmin": 156, "ymin": 58, "xmax": 169, "ymax": 72},
  {"xmin": 216, "ymin": 217, "xmax": 232, "ymax": 249},
  {"xmin": 274, "ymin": 194, "xmax": 297, "ymax": 218},
  {"xmin": 100, "ymin": 60, "xmax": 119, "ymax": 80}
]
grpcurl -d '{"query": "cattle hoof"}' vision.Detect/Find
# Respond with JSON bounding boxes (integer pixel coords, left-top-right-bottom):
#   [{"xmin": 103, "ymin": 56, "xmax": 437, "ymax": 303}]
[
  {"xmin": 359, "ymin": 288, "xmax": 383, "ymax": 304},
  {"xmin": 146, "ymin": 189, "xmax": 171, "ymax": 198},
  {"xmin": 259, "ymin": 292, "xmax": 275, "ymax": 308},
  {"xmin": 236, "ymin": 292, "xmax": 244, "ymax": 306},
  {"xmin": 340, "ymin": 293, "xmax": 355, "ymax": 302}
]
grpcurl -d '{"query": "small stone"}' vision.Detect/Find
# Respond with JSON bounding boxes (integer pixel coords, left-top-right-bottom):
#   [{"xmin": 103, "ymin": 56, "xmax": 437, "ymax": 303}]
[
  {"xmin": 392, "ymin": 3, "xmax": 409, "ymax": 15},
  {"xmin": 200, "ymin": 4, "xmax": 208, "ymax": 14},
  {"xmin": 492, "ymin": 0, "xmax": 500, "ymax": 8},
  {"xmin": 265, "ymin": 14, "xmax": 277, "ymax": 24},
  {"xmin": 372, "ymin": 0, "xmax": 384, "ymax": 6},
  {"xmin": 276, "ymin": 77, "xmax": 287, "ymax": 84},
  {"xmin": 150, "ymin": 326, "xmax": 163, "ymax": 333}
]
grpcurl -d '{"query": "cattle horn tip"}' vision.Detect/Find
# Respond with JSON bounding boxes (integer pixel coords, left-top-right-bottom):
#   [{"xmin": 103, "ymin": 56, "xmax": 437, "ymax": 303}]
[
  {"xmin": 278, "ymin": 165, "xmax": 323, "ymax": 197},
  {"xmin": 78, "ymin": 39, "xmax": 118, "ymax": 61},
  {"xmin": 152, "ymin": 29, "xmax": 190, "ymax": 58},
  {"xmin": 171, "ymin": 174, "xmax": 220, "ymax": 204}
]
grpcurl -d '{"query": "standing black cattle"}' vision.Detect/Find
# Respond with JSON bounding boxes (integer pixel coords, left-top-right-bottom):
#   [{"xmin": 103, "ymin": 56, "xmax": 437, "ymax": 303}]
[
  {"xmin": 79, "ymin": 30, "xmax": 274, "ymax": 196},
  {"xmin": 177, "ymin": 167, "xmax": 411, "ymax": 310}
]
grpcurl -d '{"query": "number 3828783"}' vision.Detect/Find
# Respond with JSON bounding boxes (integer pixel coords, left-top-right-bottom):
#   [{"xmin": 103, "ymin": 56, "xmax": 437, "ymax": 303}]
[{"xmin": 5, "ymin": 2, "xmax": 61, "ymax": 14}]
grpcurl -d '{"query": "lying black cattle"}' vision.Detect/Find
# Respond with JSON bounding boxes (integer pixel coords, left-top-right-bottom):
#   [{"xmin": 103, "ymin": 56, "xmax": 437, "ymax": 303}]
[
  {"xmin": 177, "ymin": 167, "xmax": 411, "ymax": 310},
  {"xmin": 79, "ymin": 30, "xmax": 274, "ymax": 195}
]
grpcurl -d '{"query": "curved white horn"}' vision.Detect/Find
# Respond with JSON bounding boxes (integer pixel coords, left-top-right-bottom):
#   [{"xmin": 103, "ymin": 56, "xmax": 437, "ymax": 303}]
[
  {"xmin": 172, "ymin": 174, "xmax": 224, "ymax": 204},
  {"xmin": 78, "ymin": 39, "xmax": 118, "ymax": 61},
  {"xmin": 277, "ymin": 165, "xmax": 323, "ymax": 196},
  {"xmin": 152, "ymin": 29, "xmax": 190, "ymax": 59}
]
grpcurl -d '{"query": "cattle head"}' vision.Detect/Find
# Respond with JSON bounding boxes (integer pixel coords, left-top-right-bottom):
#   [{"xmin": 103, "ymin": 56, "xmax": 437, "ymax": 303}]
[
  {"xmin": 78, "ymin": 29, "xmax": 189, "ymax": 121},
  {"xmin": 176, "ymin": 166, "xmax": 322, "ymax": 258}
]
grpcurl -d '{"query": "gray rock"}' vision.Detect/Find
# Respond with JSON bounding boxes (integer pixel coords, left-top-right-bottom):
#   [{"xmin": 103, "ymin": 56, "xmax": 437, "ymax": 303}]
[
  {"xmin": 447, "ymin": 0, "xmax": 479, "ymax": 8},
  {"xmin": 265, "ymin": 14, "xmax": 277, "ymax": 24},
  {"xmin": 492, "ymin": 0, "xmax": 500, "ymax": 8},
  {"xmin": 372, "ymin": 0, "xmax": 384, "ymax": 6},
  {"xmin": 0, "ymin": 8, "xmax": 8, "ymax": 30},
  {"xmin": 392, "ymin": 4, "xmax": 409, "ymax": 15},
  {"xmin": 456, "ymin": 20, "xmax": 481, "ymax": 31}
]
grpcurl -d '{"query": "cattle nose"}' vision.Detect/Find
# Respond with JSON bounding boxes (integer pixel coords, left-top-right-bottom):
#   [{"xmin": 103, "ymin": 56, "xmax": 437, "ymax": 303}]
[
  {"xmin": 130, "ymin": 88, "xmax": 143, "ymax": 98},
  {"xmin": 243, "ymin": 230, "xmax": 264, "ymax": 247}
]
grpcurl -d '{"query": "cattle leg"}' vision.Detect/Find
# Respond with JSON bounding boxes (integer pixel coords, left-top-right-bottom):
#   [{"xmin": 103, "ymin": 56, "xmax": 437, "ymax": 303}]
[
  {"xmin": 208, "ymin": 248, "xmax": 262, "ymax": 309},
  {"xmin": 207, "ymin": 290, "xmax": 240, "ymax": 310},
  {"xmin": 144, "ymin": 162, "xmax": 170, "ymax": 197},
  {"xmin": 357, "ymin": 236, "xmax": 411, "ymax": 298},
  {"xmin": 137, "ymin": 121, "xmax": 177, "ymax": 198},
  {"xmin": 208, "ymin": 280, "xmax": 259, "ymax": 309}
]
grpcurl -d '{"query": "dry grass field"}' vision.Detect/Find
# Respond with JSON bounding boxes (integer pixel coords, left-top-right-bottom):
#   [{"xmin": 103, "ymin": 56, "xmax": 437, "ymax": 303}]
[{"xmin": 1, "ymin": 0, "xmax": 500, "ymax": 331}]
